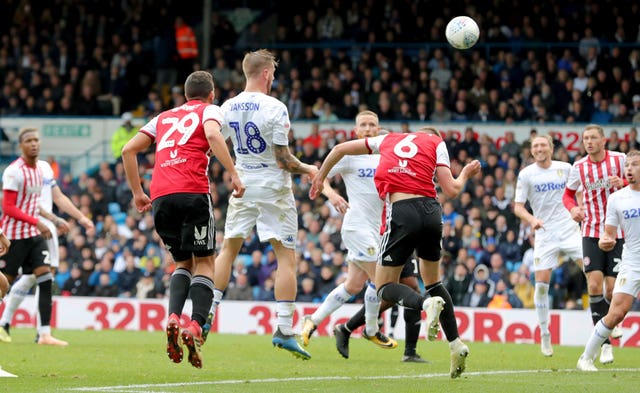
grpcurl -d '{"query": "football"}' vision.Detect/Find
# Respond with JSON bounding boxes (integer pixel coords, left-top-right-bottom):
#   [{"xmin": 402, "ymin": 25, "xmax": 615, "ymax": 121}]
[{"xmin": 445, "ymin": 16, "xmax": 480, "ymax": 50}]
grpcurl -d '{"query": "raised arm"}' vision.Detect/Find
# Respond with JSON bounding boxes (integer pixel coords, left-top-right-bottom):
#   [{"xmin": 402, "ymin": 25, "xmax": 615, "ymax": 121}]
[
  {"xmin": 435, "ymin": 160, "xmax": 481, "ymax": 199},
  {"xmin": 274, "ymin": 144, "xmax": 318, "ymax": 176},
  {"xmin": 309, "ymin": 139, "xmax": 369, "ymax": 199}
]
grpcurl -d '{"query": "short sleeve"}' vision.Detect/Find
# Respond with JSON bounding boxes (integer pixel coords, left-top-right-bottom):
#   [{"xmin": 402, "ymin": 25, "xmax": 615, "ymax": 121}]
[
  {"xmin": 272, "ymin": 102, "xmax": 290, "ymax": 146},
  {"xmin": 328, "ymin": 155, "xmax": 349, "ymax": 178},
  {"xmin": 2, "ymin": 165, "xmax": 20, "ymax": 191},
  {"xmin": 435, "ymin": 141, "xmax": 450, "ymax": 167},
  {"xmin": 139, "ymin": 116, "xmax": 159, "ymax": 141},
  {"xmin": 604, "ymin": 194, "xmax": 620, "ymax": 228},
  {"xmin": 203, "ymin": 104, "xmax": 224, "ymax": 126},
  {"xmin": 365, "ymin": 135, "xmax": 387, "ymax": 153},
  {"xmin": 514, "ymin": 170, "xmax": 529, "ymax": 204},
  {"xmin": 566, "ymin": 164, "xmax": 581, "ymax": 191}
]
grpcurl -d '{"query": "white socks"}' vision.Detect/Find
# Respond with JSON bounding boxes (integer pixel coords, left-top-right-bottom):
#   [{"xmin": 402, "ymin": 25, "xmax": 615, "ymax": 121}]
[
  {"xmin": 311, "ymin": 283, "xmax": 352, "ymax": 325},
  {"xmin": 364, "ymin": 282, "xmax": 381, "ymax": 336},
  {"xmin": 0, "ymin": 274, "xmax": 36, "ymax": 326},
  {"xmin": 534, "ymin": 282, "xmax": 550, "ymax": 336},
  {"xmin": 582, "ymin": 319, "xmax": 612, "ymax": 360},
  {"xmin": 276, "ymin": 301, "xmax": 296, "ymax": 335}
]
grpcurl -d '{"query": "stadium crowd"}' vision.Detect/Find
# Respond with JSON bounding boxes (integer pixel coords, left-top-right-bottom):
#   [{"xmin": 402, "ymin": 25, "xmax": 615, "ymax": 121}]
[{"xmin": 1, "ymin": 0, "xmax": 640, "ymax": 311}]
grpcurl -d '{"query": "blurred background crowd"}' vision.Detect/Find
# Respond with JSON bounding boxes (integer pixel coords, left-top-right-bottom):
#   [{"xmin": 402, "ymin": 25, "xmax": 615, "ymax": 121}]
[{"xmin": 1, "ymin": 0, "xmax": 640, "ymax": 311}]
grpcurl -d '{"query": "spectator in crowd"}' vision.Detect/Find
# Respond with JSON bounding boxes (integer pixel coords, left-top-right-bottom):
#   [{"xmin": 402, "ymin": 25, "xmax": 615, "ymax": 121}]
[{"xmin": 111, "ymin": 112, "xmax": 137, "ymax": 161}]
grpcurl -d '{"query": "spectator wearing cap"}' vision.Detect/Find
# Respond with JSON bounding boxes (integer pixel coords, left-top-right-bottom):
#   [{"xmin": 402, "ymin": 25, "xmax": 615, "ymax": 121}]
[{"xmin": 111, "ymin": 112, "xmax": 137, "ymax": 160}]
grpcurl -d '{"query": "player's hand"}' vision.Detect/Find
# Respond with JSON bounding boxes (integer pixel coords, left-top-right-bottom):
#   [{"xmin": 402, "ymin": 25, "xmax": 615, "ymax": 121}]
[
  {"xmin": 79, "ymin": 216, "xmax": 96, "ymax": 237},
  {"xmin": 134, "ymin": 193, "xmax": 153, "ymax": 213},
  {"xmin": 55, "ymin": 217, "xmax": 71, "ymax": 235},
  {"xmin": 329, "ymin": 194, "xmax": 350, "ymax": 215},
  {"xmin": 462, "ymin": 159, "xmax": 481, "ymax": 177},
  {"xmin": 530, "ymin": 217, "xmax": 545, "ymax": 231},
  {"xmin": 598, "ymin": 236, "xmax": 615, "ymax": 252},
  {"xmin": 37, "ymin": 221, "xmax": 52, "ymax": 239},
  {"xmin": 609, "ymin": 176, "xmax": 624, "ymax": 188},
  {"xmin": 570, "ymin": 206, "xmax": 585, "ymax": 223},
  {"xmin": 309, "ymin": 175, "xmax": 325, "ymax": 200},
  {"xmin": 230, "ymin": 175, "xmax": 245, "ymax": 198},
  {"xmin": 0, "ymin": 234, "xmax": 10, "ymax": 257}
]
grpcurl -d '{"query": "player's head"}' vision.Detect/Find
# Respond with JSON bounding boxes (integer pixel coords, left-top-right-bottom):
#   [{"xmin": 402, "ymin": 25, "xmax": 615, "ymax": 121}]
[
  {"xmin": 416, "ymin": 126, "xmax": 442, "ymax": 138},
  {"xmin": 243, "ymin": 49, "xmax": 277, "ymax": 95},
  {"xmin": 625, "ymin": 150, "xmax": 640, "ymax": 185},
  {"xmin": 530, "ymin": 134, "xmax": 553, "ymax": 164},
  {"xmin": 582, "ymin": 124, "xmax": 605, "ymax": 157},
  {"xmin": 18, "ymin": 127, "xmax": 40, "ymax": 159},
  {"xmin": 354, "ymin": 110, "xmax": 379, "ymax": 139},
  {"xmin": 184, "ymin": 71, "xmax": 214, "ymax": 102}
]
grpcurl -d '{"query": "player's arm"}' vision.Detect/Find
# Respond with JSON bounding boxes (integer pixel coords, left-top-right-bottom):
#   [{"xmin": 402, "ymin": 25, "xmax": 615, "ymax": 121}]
[
  {"xmin": 321, "ymin": 179, "xmax": 349, "ymax": 214},
  {"xmin": 436, "ymin": 159, "xmax": 481, "ymax": 198},
  {"xmin": 513, "ymin": 202, "xmax": 544, "ymax": 231},
  {"xmin": 2, "ymin": 190, "xmax": 52, "ymax": 239},
  {"xmin": 598, "ymin": 225, "xmax": 617, "ymax": 252},
  {"xmin": 274, "ymin": 144, "xmax": 318, "ymax": 176},
  {"xmin": 204, "ymin": 119, "xmax": 244, "ymax": 198},
  {"xmin": 309, "ymin": 139, "xmax": 369, "ymax": 199},
  {"xmin": 562, "ymin": 187, "xmax": 584, "ymax": 223},
  {"xmin": 38, "ymin": 205, "xmax": 70, "ymax": 234},
  {"xmin": 0, "ymin": 229, "xmax": 10, "ymax": 257},
  {"xmin": 51, "ymin": 186, "xmax": 95, "ymax": 235},
  {"xmin": 122, "ymin": 132, "xmax": 154, "ymax": 212}
]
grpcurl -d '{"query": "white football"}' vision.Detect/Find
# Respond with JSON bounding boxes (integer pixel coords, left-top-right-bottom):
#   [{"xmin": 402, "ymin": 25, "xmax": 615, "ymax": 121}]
[{"xmin": 445, "ymin": 16, "xmax": 480, "ymax": 50}]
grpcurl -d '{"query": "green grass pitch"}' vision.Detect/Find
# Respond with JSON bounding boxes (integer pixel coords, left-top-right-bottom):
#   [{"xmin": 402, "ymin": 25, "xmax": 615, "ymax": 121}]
[{"xmin": 1, "ymin": 328, "xmax": 639, "ymax": 392}]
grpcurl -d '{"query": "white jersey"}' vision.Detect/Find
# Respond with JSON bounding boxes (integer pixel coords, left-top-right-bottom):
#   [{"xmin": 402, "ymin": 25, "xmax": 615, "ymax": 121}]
[
  {"xmin": 514, "ymin": 160, "xmax": 579, "ymax": 240},
  {"xmin": 39, "ymin": 160, "xmax": 55, "ymax": 214},
  {"xmin": 221, "ymin": 91, "xmax": 292, "ymax": 190},
  {"xmin": 605, "ymin": 187, "xmax": 640, "ymax": 271},
  {"xmin": 328, "ymin": 154, "xmax": 383, "ymax": 232}
]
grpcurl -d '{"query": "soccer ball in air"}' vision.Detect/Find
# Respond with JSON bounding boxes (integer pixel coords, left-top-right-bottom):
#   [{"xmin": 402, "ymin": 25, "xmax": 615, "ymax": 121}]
[{"xmin": 445, "ymin": 16, "xmax": 480, "ymax": 50}]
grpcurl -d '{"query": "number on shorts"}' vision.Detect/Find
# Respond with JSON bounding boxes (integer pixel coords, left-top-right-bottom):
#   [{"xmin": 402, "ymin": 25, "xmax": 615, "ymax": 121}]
[{"xmin": 613, "ymin": 257, "xmax": 621, "ymax": 273}]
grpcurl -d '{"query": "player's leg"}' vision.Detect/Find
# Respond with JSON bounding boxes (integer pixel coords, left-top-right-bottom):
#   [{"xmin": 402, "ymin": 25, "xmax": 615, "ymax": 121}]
[
  {"xmin": 582, "ymin": 238, "xmax": 614, "ymax": 363},
  {"xmin": 30, "ymin": 238, "xmax": 67, "ymax": 346},
  {"xmin": 301, "ymin": 262, "xmax": 367, "ymax": 345},
  {"xmin": 578, "ymin": 269, "xmax": 637, "ymax": 371},
  {"xmin": 0, "ymin": 243, "xmax": 24, "ymax": 342},
  {"xmin": 399, "ymin": 259, "xmax": 426, "ymax": 363},
  {"xmin": 270, "ymin": 239, "xmax": 310, "ymax": 360},
  {"xmin": 205, "ymin": 195, "xmax": 257, "ymax": 338},
  {"xmin": 0, "ymin": 274, "xmax": 36, "ymax": 342},
  {"xmin": 533, "ymin": 239, "xmax": 562, "ymax": 356}
]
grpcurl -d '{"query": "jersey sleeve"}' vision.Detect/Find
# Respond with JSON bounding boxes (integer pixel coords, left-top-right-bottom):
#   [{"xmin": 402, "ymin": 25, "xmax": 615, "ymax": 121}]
[
  {"xmin": 565, "ymin": 163, "xmax": 581, "ymax": 191},
  {"xmin": 328, "ymin": 155, "xmax": 349, "ymax": 178},
  {"xmin": 203, "ymin": 104, "xmax": 224, "ymax": 126},
  {"xmin": 604, "ymin": 193, "xmax": 620, "ymax": 228},
  {"xmin": 435, "ymin": 140, "xmax": 450, "ymax": 167},
  {"xmin": 365, "ymin": 135, "xmax": 387, "ymax": 154},
  {"xmin": 1, "ymin": 165, "xmax": 20, "ymax": 191},
  {"xmin": 513, "ymin": 170, "xmax": 529, "ymax": 203},
  {"xmin": 139, "ymin": 116, "xmax": 159, "ymax": 140},
  {"xmin": 271, "ymin": 102, "xmax": 290, "ymax": 146}
]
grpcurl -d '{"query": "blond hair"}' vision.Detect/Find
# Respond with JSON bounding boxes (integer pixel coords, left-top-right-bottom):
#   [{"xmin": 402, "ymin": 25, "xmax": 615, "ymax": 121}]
[
  {"xmin": 18, "ymin": 127, "xmax": 38, "ymax": 142},
  {"xmin": 242, "ymin": 49, "xmax": 278, "ymax": 79},
  {"xmin": 584, "ymin": 123, "xmax": 605, "ymax": 137},
  {"xmin": 355, "ymin": 110, "xmax": 378, "ymax": 124},
  {"xmin": 417, "ymin": 126, "xmax": 442, "ymax": 138}
]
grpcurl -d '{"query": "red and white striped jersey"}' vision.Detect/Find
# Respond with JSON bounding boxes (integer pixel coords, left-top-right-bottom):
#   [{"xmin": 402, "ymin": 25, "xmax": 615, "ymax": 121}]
[
  {"xmin": 566, "ymin": 150, "xmax": 626, "ymax": 238},
  {"xmin": 1, "ymin": 157, "xmax": 44, "ymax": 239}
]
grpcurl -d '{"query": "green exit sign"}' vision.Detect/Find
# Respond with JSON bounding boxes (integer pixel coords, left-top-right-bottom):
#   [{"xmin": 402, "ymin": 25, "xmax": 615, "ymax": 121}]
[{"xmin": 42, "ymin": 124, "xmax": 91, "ymax": 137}]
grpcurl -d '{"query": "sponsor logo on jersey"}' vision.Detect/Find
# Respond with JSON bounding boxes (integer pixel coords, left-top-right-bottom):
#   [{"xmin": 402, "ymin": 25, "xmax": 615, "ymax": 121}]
[{"xmin": 170, "ymin": 149, "xmax": 178, "ymax": 159}]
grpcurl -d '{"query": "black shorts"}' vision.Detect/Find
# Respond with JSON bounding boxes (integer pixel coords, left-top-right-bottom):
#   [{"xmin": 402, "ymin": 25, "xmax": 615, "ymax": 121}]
[
  {"xmin": 152, "ymin": 193, "xmax": 216, "ymax": 261},
  {"xmin": 380, "ymin": 197, "xmax": 442, "ymax": 267},
  {"xmin": 582, "ymin": 237, "xmax": 623, "ymax": 276},
  {"xmin": 400, "ymin": 257, "xmax": 419, "ymax": 278},
  {"xmin": 0, "ymin": 236, "xmax": 49, "ymax": 276}
]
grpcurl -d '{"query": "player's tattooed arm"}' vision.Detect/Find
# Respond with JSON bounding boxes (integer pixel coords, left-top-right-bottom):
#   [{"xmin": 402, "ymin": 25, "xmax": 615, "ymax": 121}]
[{"xmin": 274, "ymin": 144, "xmax": 317, "ymax": 175}]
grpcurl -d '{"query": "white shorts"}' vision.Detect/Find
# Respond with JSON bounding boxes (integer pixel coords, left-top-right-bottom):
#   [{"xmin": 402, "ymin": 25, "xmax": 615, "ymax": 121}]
[
  {"xmin": 612, "ymin": 265, "xmax": 640, "ymax": 297},
  {"xmin": 532, "ymin": 226, "xmax": 582, "ymax": 272},
  {"xmin": 224, "ymin": 186, "xmax": 297, "ymax": 249},
  {"xmin": 342, "ymin": 228, "xmax": 379, "ymax": 263},
  {"xmin": 43, "ymin": 218, "xmax": 60, "ymax": 268}
]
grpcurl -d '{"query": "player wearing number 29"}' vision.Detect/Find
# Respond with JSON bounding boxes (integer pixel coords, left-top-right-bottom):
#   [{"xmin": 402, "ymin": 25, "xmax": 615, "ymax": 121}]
[
  {"xmin": 121, "ymin": 70, "xmax": 245, "ymax": 369},
  {"xmin": 209, "ymin": 49, "xmax": 318, "ymax": 360},
  {"xmin": 310, "ymin": 126, "xmax": 480, "ymax": 378},
  {"xmin": 577, "ymin": 150, "xmax": 640, "ymax": 371}
]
